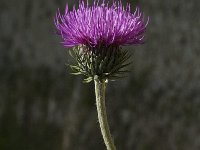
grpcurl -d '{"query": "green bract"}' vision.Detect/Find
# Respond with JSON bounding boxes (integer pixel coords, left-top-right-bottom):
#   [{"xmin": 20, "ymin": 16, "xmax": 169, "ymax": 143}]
[{"xmin": 68, "ymin": 45, "xmax": 131, "ymax": 83}]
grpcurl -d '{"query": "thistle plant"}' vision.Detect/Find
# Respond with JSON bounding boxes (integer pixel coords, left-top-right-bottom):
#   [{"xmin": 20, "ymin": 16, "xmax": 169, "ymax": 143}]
[{"xmin": 54, "ymin": 1, "xmax": 148, "ymax": 149}]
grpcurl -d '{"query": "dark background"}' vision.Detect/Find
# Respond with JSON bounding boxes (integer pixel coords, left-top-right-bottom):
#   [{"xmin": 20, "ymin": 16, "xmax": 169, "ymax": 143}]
[{"xmin": 0, "ymin": 0, "xmax": 200, "ymax": 150}]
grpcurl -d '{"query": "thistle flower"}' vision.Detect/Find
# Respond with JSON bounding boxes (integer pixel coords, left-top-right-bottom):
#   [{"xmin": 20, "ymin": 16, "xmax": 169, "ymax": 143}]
[
  {"xmin": 54, "ymin": 1, "xmax": 149, "ymax": 150},
  {"xmin": 54, "ymin": 0, "xmax": 148, "ymax": 82},
  {"xmin": 54, "ymin": 0, "xmax": 148, "ymax": 48}
]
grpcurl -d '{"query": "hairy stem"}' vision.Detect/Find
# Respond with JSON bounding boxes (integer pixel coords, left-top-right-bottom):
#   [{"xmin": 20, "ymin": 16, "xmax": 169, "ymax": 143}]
[{"xmin": 94, "ymin": 79, "xmax": 116, "ymax": 150}]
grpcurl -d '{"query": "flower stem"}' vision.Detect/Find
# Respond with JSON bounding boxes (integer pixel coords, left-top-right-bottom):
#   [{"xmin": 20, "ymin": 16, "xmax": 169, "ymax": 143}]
[{"xmin": 94, "ymin": 79, "xmax": 116, "ymax": 150}]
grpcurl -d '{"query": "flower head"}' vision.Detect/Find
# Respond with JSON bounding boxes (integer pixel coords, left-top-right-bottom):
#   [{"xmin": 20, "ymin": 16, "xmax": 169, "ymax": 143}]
[
  {"xmin": 54, "ymin": 0, "xmax": 148, "ymax": 48},
  {"xmin": 54, "ymin": 0, "xmax": 149, "ymax": 82}
]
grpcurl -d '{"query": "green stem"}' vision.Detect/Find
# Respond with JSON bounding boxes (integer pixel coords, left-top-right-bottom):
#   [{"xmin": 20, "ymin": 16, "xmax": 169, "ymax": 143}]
[{"xmin": 94, "ymin": 79, "xmax": 116, "ymax": 150}]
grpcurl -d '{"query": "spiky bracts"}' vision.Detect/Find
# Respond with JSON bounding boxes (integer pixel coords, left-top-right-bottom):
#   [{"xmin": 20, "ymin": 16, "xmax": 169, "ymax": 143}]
[{"xmin": 69, "ymin": 45, "xmax": 131, "ymax": 82}]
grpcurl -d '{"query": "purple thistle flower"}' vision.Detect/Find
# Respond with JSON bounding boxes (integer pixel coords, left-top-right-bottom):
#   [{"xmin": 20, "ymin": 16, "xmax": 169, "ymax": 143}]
[
  {"xmin": 54, "ymin": 0, "xmax": 149, "ymax": 48},
  {"xmin": 54, "ymin": 2, "xmax": 149, "ymax": 149}
]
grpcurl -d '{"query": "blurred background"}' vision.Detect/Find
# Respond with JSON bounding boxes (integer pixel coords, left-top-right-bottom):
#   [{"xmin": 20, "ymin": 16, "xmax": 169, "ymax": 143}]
[{"xmin": 0, "ymin": 0, "xmax": 200, "ymax": 150}]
